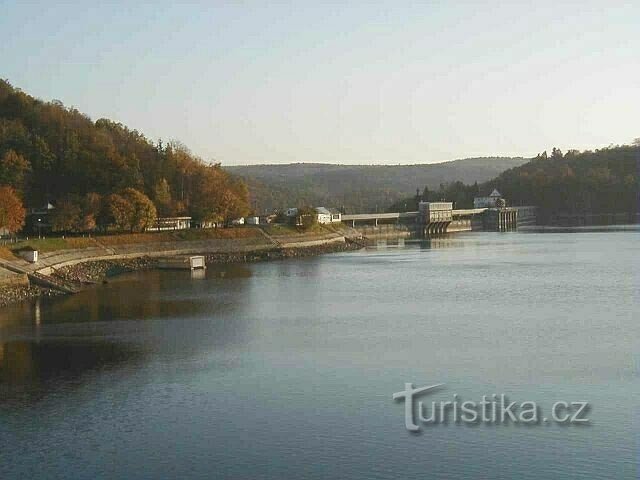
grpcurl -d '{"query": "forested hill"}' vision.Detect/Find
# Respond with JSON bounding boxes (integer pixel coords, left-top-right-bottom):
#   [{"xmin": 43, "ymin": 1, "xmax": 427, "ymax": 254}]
[
  {"xmin": 226, "ymin": 157, "xmax": 527, "ymax": 213},
  {"xmin": 386, "ymin": 145, "xmax": 640, "ymax": 217},
  {"xmin": 486, "ymin": 145, "xmax": 639, "ymax": 216},
  {"xmin": 0, "ymin": 80, "xmax": 250, "ymax": 224}
]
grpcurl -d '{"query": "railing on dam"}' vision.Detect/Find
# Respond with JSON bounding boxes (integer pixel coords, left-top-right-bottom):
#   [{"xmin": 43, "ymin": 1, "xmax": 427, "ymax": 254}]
[{"xmin": 341, "ymin": 208, "xmax": 487, "ymax": 224}]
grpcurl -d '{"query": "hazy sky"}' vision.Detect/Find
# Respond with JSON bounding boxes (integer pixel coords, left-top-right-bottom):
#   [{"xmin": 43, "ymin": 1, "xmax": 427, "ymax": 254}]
[{"xmin": 1, "ymin": 1, "xmax": 638, "ymax": 165}]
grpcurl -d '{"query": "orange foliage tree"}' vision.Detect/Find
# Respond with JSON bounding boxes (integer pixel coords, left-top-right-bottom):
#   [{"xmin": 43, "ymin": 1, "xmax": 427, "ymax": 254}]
[{"xmin": 0, "ymin": 185, "xmax": 26, "ymax": 235}]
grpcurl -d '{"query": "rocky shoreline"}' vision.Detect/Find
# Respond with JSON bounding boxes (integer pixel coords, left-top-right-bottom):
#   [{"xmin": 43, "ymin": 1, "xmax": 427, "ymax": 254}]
[
  {"xmin": 205, "ymin": 240, "xmax": 360, "ymax": 264},
  {"xmin": 53, "ymin": 257, "xmax": 157, "ymax": 284},
  {"xmin": 0, "ymin": 285, "xmax": 65, "ymax": 308},
  {"xmin": 0, "ymin": 240, "xmax": 361, "ymax": 308}
]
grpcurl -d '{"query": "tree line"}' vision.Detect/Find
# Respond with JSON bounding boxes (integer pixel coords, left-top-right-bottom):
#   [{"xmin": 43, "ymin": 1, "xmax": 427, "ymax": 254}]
[
  {"xmin": 0, "ymin": 79, "xmax": 250, "ymax": 235},
  {"xmin": 388, "ymin": 144, "xmax": 639, "ymax": 217}
]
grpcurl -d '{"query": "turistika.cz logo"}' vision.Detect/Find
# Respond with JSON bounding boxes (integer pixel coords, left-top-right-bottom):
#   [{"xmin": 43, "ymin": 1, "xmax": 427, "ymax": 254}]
[{"xmin": 392, "ymin": 383, "xmax": 590, "ymax": 432}]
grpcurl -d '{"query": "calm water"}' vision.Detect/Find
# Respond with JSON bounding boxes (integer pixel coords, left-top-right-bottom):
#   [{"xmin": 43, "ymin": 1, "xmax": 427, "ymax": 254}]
[{"xmin": 1, "ymin": 230, "xmax": 638, "ymax": 479}]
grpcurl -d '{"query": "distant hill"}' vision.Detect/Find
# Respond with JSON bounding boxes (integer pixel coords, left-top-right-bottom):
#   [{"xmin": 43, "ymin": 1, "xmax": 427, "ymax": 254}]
[{"xmin": 226, "ymin": 157, "xmax": 528, "ymax": 213}]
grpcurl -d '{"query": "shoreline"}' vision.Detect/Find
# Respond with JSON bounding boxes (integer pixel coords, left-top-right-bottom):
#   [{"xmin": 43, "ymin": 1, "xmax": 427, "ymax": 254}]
[{"xmin": 0, "ymin": 240, "xmax": 360, "ymax": 308}]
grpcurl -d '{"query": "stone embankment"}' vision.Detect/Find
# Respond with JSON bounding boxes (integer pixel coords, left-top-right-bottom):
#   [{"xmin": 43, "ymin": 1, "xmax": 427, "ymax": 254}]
[
  {"xmin": 0, "ymin": 284, "xmax": 63, "ymax": 308},
  {"xmin": 53, "ymin": 257, "xmax": 157, "ymax": 284}
]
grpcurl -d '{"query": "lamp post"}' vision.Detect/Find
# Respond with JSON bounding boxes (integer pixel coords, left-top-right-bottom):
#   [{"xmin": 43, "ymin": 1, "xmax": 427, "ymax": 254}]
[{"xmin": 37, "ymin": 218, "xmax": 42, "ymax": 239}]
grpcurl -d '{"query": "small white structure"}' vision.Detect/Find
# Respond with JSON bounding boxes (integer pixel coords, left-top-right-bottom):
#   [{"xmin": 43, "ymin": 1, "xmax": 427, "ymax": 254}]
[
  {"xmin": 473, "ymin": 189, "xmax": 502, "ymax": 209},
  {"xmin": 148, "ymin": 216, "xmax": 192, "ymax": 231},
  {"xmin": 246, "ymin": 216, "xmax": 260, "ymax": 225},
  {"xmin": 18, "ymin": 249, "xmax": 39, "ymax": 263},
  {"xmin": 315, "ymin": 207, "xmax": 332, "ymax": 224},
  {"xmin": 231, "ymin": 217, "xmax": 245, "ymax": 226},
  {"xmin": 194, "ymin": 220, "xmax": 218, "ymax": 229},
  {"xmin": 315, "ymin": 207, "xmax": 342, "ymax": 224}
]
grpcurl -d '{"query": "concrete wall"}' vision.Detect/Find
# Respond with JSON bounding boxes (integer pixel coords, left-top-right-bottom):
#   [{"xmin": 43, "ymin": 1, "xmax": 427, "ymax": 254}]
[
  {"xmin": 447, "ymin": 219, "xmax": 472, "ymax": 233},
  {"xmin": 352, "ymin": 224, "xmax": 412, "ymax": 239}
]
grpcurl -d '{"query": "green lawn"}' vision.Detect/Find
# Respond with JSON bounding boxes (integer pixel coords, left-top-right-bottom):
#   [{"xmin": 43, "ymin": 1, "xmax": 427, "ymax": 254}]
[
  {"xmin": 7, "ymin": 237, "xmax": 98, "ymax": 253},
  {"xmin": 0, "ymin": 224, "xmax": 334, "ymax": 258},
  {"xmin": 263, "ymin": 223, "xmax": 328, "ymax": 236}
]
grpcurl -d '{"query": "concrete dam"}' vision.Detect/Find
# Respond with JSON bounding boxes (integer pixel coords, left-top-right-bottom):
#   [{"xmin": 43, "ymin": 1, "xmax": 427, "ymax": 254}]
[{"xmin": 341, "ymin": 202, "xmax": 537, "ymax": 239}]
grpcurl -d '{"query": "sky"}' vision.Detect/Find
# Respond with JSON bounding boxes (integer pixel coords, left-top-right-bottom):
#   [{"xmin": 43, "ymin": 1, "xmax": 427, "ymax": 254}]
[{"xmin": 1, "ymin": 1, "xmax": 638, "ymax": 165}]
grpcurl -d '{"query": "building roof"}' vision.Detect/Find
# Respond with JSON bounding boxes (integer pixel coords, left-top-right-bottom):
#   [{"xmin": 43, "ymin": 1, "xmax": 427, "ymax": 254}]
[
  {"xmin": 315, "ymin": 207, "xmax": 331, "ymax": 215},
  {"xmin": 489, "ymin": 189, "xmax": 502, "ymax": 197}
]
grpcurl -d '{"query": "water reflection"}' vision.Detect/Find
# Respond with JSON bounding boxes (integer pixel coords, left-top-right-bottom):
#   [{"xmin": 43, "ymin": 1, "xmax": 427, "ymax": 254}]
[
  {"xmin": 0, "ymin": 234, "xmax": 638, "ymax": 479},
  {"xmin": 190, "ymin": 269, "xmax": 206, "ymax": 280},
  {"xmin": 0, "ymin": 339, "xmax": 146, "ymax": 405},
  {"xmin": 364, "ymin": 236, "xmax": 409, "ymax": 248},
  {"xmin": 0, "ymin": 264, "xmax": 257, "ymax": 404}
]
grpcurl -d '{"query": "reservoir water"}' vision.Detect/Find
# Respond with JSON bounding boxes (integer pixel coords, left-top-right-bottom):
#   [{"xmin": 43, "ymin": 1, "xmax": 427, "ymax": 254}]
[{"xmin": 1, "ymin": 230, "xmax": 638, "ymax": 479}]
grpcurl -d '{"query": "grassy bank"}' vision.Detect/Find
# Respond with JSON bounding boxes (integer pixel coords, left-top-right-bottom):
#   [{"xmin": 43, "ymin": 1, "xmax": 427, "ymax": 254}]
[
  {"xmin": 0, "ymin": 224, "xmax": 354, "ymax": 260},
  {"xmin": 0, "ymin": 227, "xmax": 263, "ymax": 259}
]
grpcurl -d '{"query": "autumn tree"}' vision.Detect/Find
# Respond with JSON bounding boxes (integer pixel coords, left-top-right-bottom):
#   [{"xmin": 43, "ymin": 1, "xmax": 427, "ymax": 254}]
[
  {"xmin": 106, "ymin": 193, "xmax": 134, "ymax": 231},
  {"xmin": 0, "ymin": 185, "xmax": 26, "ymax": 235},
  {"xmin": 190, "ymin": 166, "xmax": 251, "ymax": 223},
  {"xmin": 0, "ymin": 149, "xmax": 31, "ymax": 192},
  {"xmin": 122, "ymin": 188, "xmax": 156, "ymax": 232},
  {"xmin": 50, "ymin": 193, "xmax": 102, "ymax": 233},
  {"xmin": 82, "ymin": 192, "xmax": 102, "ymax": 232},
  {"xmin": 153, "ymin": 178, "xmax": 174, "ymax": 216},
  {"xmin": 106, "ymin": 191, "xmax": 156, "ymax": 233},
  {"xmin": 296, "ymin": 206, "xmax": 317, "ymax": 230},
  {"xmin": 50, "ymin": 197, "xmax": 83, "ymax": 232}
]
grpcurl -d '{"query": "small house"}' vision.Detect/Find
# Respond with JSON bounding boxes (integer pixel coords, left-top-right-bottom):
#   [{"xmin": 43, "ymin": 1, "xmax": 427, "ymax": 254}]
[
  {"xmin": 315, "ymin": 207, "xmax": 333, "ymax": 224},
  {"xmin": 315, "ymin": 207, "xmax": 342, "ymax": 224},
  {"xmin": 473, "ymin": 189, "xmax": 503, "ymax": 209}
]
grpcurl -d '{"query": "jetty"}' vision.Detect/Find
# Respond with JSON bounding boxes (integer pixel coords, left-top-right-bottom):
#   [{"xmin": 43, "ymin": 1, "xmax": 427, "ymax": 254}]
[{"xmin": 158, "ymin": 255, "xmax": 206, "ymax": 270}]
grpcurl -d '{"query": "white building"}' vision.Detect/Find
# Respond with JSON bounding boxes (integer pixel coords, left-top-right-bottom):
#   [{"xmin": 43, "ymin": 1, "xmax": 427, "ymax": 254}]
[
  {"xmin": 473, "ymin": 189, "xmax": 503, "ymax": 209},
  {"xmin": 193, "ymin": 220, "xmax": 218, "ymax": 229},
  {"xmin": 147, "ymin": 217, "xmax": 192, "ymax": 231},
  {"xmin": 231, "ymin": 217, "xmax": 245, "ymax": 226},
  {"xmin": 419, "ymin": 202, "xmax": 453, "ymax": 222},
  {"xmin": 246, "ymin": 216, "xmax": 260, "ymax": 225},
  {"xmin": 314, "ymin": 207, "xmax": 342, "ymax": 224}
]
